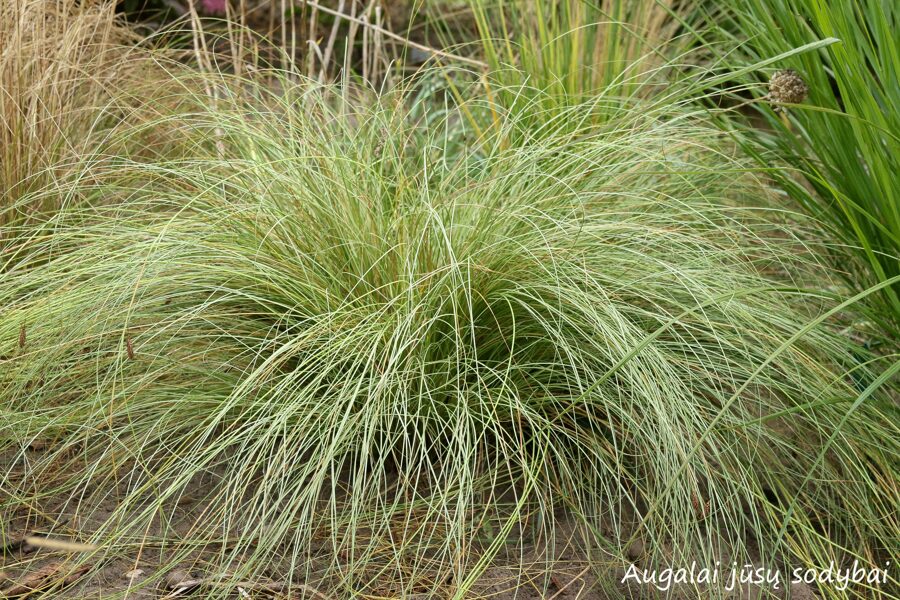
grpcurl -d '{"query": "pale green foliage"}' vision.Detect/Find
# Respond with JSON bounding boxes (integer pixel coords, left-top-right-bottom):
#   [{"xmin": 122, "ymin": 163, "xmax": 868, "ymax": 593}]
[{"xmin": 1, "ymin": 76, "xmax": 896, "ymax": 597}]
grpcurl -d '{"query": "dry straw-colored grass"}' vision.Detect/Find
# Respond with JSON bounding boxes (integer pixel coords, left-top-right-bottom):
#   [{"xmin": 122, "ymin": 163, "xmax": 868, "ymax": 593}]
[{"xmin": 1, "ymin": 0, "xmax": 151, "ymax": 228}]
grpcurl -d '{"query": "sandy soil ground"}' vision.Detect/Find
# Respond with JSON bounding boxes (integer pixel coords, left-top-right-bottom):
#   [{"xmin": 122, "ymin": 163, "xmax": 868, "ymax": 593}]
[{"xmin": 1, "ymin": 446, "xmax": 820, "ymax": 599}]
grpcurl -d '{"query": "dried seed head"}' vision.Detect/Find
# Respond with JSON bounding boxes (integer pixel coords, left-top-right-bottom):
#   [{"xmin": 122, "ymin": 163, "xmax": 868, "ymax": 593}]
[
  {"xmin": 769, "ymin": 69, "xmax": 808, "ymax": 105},
  {"xmin": 18, "ymin": 324, "xmax": 26, "ymax": 349}
]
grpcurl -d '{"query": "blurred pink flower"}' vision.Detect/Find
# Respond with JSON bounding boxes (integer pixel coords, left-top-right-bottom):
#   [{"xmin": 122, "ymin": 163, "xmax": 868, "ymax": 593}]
[{"xmin": 199, "ymin": 0, "xmax": 227, "ymax": 15}]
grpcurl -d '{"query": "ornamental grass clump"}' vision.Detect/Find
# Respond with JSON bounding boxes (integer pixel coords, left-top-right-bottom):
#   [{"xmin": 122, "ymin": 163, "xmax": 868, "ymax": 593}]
[{"xmin": 1, "ymin": 77, "xmax": 897, "ymax": 597}]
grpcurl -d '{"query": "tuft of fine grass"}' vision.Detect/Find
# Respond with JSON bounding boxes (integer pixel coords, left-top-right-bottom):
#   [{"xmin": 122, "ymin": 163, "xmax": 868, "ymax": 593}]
[{"xmin": 1, "ymin": 75, "xmax": 897, "ymax": 597}]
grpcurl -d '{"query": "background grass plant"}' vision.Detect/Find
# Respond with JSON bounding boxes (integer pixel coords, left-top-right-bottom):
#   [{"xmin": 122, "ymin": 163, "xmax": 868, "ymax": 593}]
[
  {"xmin": 715, "ymin": 0, "xmax": 900, "ymax": 334},
  {"xmin": 444, "ymin": 0, "xmax": 711, "ymax": 133},
  {"xmin": 1, "ymin": 0, "xmax": 132, "ymax": 223}
]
